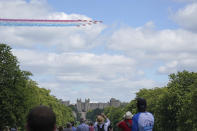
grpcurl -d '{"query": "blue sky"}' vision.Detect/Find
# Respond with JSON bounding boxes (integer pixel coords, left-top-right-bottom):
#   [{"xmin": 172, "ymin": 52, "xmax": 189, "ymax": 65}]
[
  {"xmin": 1, "ymin": 0, "xmax": 197, "ymax": 103},
  {"xmin": 47, "ymin": 0, "xmax": 183, "ymax": 28}
]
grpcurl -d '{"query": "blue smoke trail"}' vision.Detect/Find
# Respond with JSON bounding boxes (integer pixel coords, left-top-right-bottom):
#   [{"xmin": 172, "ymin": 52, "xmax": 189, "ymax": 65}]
[{"xmin": 0, "ymin": 22, "xmax": 80, "ymax": 27}]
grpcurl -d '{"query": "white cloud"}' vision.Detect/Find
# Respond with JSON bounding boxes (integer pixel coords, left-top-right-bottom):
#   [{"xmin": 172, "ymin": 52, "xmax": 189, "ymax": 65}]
[
  {"xmin": 13, "ymin": 49, "xmax": 137, "ymax": 80},
  {"xmin": 108, "ymin": 22, "xmax": 197, "ymax": 74},
  {"xmin": 12, "ymin": 49, "xmax": 156, "ymax": 103},
  {"xmin": 158, "ymin": 61, "xmax": 178, "ymax": 74},
  {"xmin": 109, "ymin": 24, "xmax": 197, "ymax": 54},
  {"xmin": 172, "ymin": 2, "xmax": 197, "ymax": 32},
  {"xmin": 172, "ymin": 0, "xmax": 197, "ymax": 3},
  {"xmin": 0, "ymin": 0, "xmax": 50, "ymax": 19},
  {"xmin": 0, "ymin": 0, "xmax": 106, "ymax": 50}
]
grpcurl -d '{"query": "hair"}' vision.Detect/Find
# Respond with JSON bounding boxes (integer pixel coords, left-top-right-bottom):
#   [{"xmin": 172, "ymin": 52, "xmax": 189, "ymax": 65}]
[
  {"xmin": 26, "ymin": 105, "xmax": 56, "ymax": 131},
  {"xmin": 137, "ymin": 98, "xmax": 147, "ymax": 112},
  {"xmin": 89, "ymin": 121, "xmax": 94, "ymax": 126},
  {"xmin": 66, "ymin": 123, "xmax": 72, "ymax": 128},
  {"xmin": 97, "ymin": 115, "xmax": 104, "ymax": 124},
  {"xmin": 80, "ymin": 118, "xmax": 85, "ymax": 124},
  {"xmin": 58, "ymin": 126, "xmax": 64, "ymax": 131}
]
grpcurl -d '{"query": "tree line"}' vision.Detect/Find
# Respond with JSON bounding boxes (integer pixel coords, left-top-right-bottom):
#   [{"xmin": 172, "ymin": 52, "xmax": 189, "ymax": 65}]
[
  {"xmin": 87, "ymin": 72, "xmax": 197, "ymax": 131},
  {"xmin": 0, "ymin": 44, "xmax": 74, "ymax": 130}
]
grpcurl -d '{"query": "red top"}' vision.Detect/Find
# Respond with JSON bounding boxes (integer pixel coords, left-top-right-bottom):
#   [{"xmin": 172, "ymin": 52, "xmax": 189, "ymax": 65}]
[
  {"xmin": 117, "ymin": 119, "xmax": 132, "ymax": 131},
  {"xmin": 89, "ymin": 126, "xmax": 94, "ymax": 131}
]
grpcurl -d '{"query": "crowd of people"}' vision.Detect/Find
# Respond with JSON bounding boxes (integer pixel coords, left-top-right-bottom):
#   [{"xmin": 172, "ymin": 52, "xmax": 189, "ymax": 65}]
[{"xmin": 2, "ymin": 98, "xmax": 154, "ymax": 131}]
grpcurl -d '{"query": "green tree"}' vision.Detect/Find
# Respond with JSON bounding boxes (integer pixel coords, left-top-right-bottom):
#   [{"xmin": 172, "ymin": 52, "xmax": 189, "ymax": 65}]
[
  {"xmin": 0, "ymin": 44, "xmax": 33, "ymax": 129},
  {"xmin": 107, "ymin": 71, "xmax": 197, "ymax": 131},
  {"xmin": 0, "ymin": 44, "xmax": 74, "ymax": 130},
  {"xmin": 104, "ymin": 106, "xmax": 124, "ymax": 131},
  {"xmin": 86, "ymin": 108, "xmax": 104, "ymax": 122}
]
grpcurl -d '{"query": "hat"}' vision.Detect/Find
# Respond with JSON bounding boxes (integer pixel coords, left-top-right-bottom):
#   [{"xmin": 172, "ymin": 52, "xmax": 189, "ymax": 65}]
[
  {"xmin": 124, "ymin": 111, "xmax": 133, "ymax": 119},
  {"xmin": 97, "ymin": 115, "xmax": 104, "ymax": 124}
]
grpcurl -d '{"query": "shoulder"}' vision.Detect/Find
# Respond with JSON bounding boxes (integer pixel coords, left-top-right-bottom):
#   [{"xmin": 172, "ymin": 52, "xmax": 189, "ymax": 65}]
[
  {"xmin": 144, "ymin": 112, "xmax": 154, "ymax": 119},
  {"xmin": 147, "ymin": 112, "xmax": 154, "ymax": 116},
  {"xmin": 132, "ymin": 113, "xmax": 141, "ymax": 120},
  {"xmin": 117, "ymin": 120, "xmax": 124, "ymax": 126},
  {"xmin": 119, "ymin": 120, "xmax": 125, "ymax": 124}
]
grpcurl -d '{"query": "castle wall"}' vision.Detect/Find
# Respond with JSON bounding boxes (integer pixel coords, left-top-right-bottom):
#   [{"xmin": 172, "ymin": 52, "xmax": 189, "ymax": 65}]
[
  {"xmin": 74, "ymin": 98, "xmax": 124, "ymax": 112},
  {"xmin": 61, "ymin": 101, "xmax": 70, "ymax": 106},
  {"xmin": 89, "ymin": 103, "xmax": 109, "ymax": 110}
]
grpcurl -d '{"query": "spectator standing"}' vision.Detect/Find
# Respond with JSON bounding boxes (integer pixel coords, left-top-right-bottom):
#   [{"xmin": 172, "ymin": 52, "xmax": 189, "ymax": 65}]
[
  {"xmin": 117, "ymin": 111, "xmax": 133, "ymax": 131},
  {"xmin": 3, "ymin": 126, "xmax": 10, "ymax": 131},
  {"xmin": 76, "ymin": 118, "xmax": 89, "ymax": 131},
  {"xmin": 58, "ymin": 126, "xmax": 64, "ymax": 131},
  {"xmin": 132, "ymin": 98, "xmax": 154, "ymax": 131},
  {"xmin": 63, "ymin": 123, "xmax": 72, "ymax": 131},
  {"xmin": 26, "ymin": 105, "xmax": 56, "ymax": 131},
  {"xmin": 89, "ymin": 122, "xmax": 94, "ymax": 131},
  {"xmin": 94, "ymin": 113, "xmax": 110, "ymax": 131},
  {"xmin": 71, "ymin": 122, "xmax": 76, "ymax": 131}
]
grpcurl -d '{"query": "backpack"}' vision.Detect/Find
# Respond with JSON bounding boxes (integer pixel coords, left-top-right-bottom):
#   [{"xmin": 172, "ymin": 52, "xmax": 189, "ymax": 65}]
[{"xmin": 97, "ymin": 124, "xmax": 105, "ymax": 131}]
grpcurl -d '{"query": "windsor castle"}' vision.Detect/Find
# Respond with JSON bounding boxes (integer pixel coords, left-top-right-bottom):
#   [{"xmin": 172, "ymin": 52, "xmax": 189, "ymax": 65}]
[{"xmin": 62, "ymin": 98, "xmax": 127, "ymax": 112}]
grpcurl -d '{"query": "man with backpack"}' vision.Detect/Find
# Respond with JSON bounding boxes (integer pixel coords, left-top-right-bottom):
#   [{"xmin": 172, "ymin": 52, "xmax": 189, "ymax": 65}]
[
  {"xmin": 117, "ymin": 111, "xmax": 133, "ymax": 131},
  {"xmin": 132, "ymin": 98, "xmax": 154, "ymax": 131},
  {"xmin": 94, "ymin": 113, "xmax": 110, "ymax": 131}
]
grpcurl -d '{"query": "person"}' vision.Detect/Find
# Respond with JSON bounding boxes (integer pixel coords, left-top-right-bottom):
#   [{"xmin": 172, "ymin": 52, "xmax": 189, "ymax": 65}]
[
  {"xmin": 3, "ymin": 126, "xmax": 10, "ymax": 131},
  {"xmin": 107, "ymin": 124, "xmax": 113, "ymax": 131},
  {"xmin": 94, "ymin": 113, "xmax": 110, "ymax": 131},
  {"xmin": 10, "ymin": 128, "xmax": 16, "ymax": 131},
  {"xmin": 88, "ymin": 122, "xmax": 94, "ymax": 131},
  {"xmin": 117, "ymin": 111, "xmax": 133, "ymax": 131},
  {"xmin": 26, "ymin": 105, "xmax": 56, "ymax": 131},
  {"xmin": 10, "ymin": 126, "xmax": 17, "ymax": 131},
  {"xmin": 63, "ymin": 123, "xmax": 72, "ymax": 131},
  {"xmin": 71, "ymin": 121, "xmax": 76, "ymax": 131},
  {"xmin": 132, "ymin": 98, "xmax": 154, "ymax": 131},
  {"xmin": 76, "ymin": 118, "xmax": 89, "ymax": 131},
  {"xmin": 58, "ymin": 126, "xmax": 64, "ymax": 131}
]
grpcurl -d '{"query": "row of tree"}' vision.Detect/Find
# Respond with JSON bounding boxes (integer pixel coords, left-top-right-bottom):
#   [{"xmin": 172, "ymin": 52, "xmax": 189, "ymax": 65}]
[
  {"xmin": 0, "ymin": 44, "xmax": 74, "ymax": 130},
  {"xmin": 102, "ymin": 71, "xmax": 197, "ymax": 131}
]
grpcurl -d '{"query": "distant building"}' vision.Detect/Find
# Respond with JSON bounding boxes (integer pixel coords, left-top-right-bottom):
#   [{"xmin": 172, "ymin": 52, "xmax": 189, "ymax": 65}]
[
  {"xmin": 60, "ymin": 99, "xmax": 70, "ymax": 106},
  {"xmin": 61, "ymin": 98, "xmax": 125, "ymax": 112},
  {"xmin": 76, "ymin": 98, "xmax": 125, "ymax": 112},
  {"xmin": 61, "ymin": 98, "xmax": 127, "ymax": 119}
]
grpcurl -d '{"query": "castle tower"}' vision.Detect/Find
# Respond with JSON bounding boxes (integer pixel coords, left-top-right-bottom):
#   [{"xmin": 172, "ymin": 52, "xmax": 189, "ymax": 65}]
[
  {"xmin": 76, "ymin": 98, "xmax": 82, "ymax": 112},
  {"xmin": 110, "ymin": 98, "xmax": 121, "ymax": 107},
  {"xmin": 85, "ymin": 98, "xmax": 90, "ymax": 112}
]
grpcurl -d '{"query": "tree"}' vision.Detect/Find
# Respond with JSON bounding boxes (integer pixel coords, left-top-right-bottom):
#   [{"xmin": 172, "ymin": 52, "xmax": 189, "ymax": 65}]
[
  {"xmin": 0, "ymin": 44, "xmax": 33, "ymax": 128},
  {"xmin": 104, "ymin": 106, "xmax": 124, "ymax": 131},
  {"xmin": 107, "ymin": 71, "xmax": 197, "ymax": 131},
  {"xmin": 86, "ymin": 108, "xmax": 104, "ymax": 122},
  {"xmin": 0, "ymin": 44, "xmax": 74, "ymax": 130}
]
